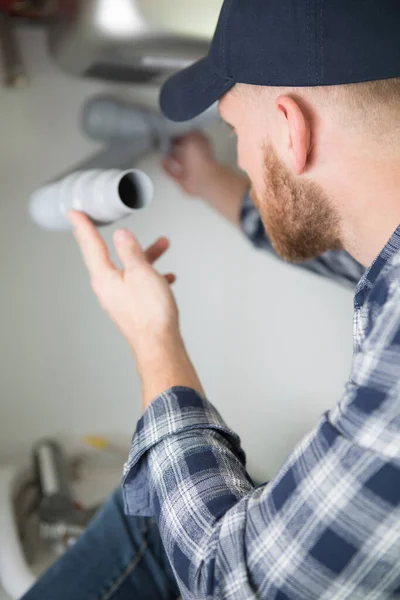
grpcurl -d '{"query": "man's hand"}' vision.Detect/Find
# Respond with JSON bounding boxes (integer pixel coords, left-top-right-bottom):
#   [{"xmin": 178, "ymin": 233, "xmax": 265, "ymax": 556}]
[
  {"xmin": 163, "ymin": 131, "xmax": 218, "ymax": 198},
  {"xmin": 69, "ymin": 211, "xmax": 204, "ymax": 407},
  {"xmin": 163, "ymin": 131, "xmax": 249, "ymax": 227},
  {"xmin": 69, "ymin": 211, "xmax": 178, "ymax": 353}
]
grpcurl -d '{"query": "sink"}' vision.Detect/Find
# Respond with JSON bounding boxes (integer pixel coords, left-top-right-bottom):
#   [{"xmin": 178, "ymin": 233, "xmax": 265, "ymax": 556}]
[
  {"xmin": 0, "ymin": 467, "xmax": 35, "ymax": 599},
  {"xmin": 0, "ymin": 457, "xmax": 122, "ymax": 599},
  {"xmin": 48, "ymin": 0, "xmax": 223, "ymax": 84}
]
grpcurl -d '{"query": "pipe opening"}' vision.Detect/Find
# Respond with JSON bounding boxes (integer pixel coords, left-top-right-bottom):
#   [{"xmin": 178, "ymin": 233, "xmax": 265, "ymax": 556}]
[{"xmin": 118, "ymin": 173, "xmax": 148, "ymax": 210}]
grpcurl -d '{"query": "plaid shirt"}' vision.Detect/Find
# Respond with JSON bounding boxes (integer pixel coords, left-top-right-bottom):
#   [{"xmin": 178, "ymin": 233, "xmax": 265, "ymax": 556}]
[{"xmin": 123, "ymin": 191, "xmax": 400, "ymax": 599}]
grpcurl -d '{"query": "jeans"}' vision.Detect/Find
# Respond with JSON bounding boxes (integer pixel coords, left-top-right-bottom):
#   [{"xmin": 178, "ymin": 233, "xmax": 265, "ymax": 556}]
[{"xmin": 22, "ymin": 487, "xmax": 180, "ymax": 600}]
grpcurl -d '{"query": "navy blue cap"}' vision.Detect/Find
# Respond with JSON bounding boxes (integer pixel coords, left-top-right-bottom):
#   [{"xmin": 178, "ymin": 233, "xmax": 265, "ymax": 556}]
[{"xmin": 160, "ymin": 0, "xmax": 400, "ymax": 122}]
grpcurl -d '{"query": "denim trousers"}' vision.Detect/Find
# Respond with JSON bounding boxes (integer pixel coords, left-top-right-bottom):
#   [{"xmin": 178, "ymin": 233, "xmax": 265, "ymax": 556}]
[{"xmin": 22, "ymin": 487, "xmax": 180, "ymax": 600}]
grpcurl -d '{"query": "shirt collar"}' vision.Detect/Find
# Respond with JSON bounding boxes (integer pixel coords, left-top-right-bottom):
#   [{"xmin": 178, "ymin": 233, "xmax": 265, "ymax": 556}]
[{"xmin": 354, "ymin": 225, "xmax": 400, "ymax": 308}]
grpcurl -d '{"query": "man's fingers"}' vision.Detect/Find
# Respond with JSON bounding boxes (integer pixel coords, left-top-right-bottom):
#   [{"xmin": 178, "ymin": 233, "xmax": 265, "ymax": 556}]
[
  {"xmin": 144, "ymin": 237, "xmax": 170, "ymax": 264},
  {"xmin": 113, "ymin": 229, "xmax": 145, "ymax": 271},
  {"xmin": 68, "ymin": 211, "xmax": 116, "ymax": 276},
  {"xmin": 70, "ymin": 211, "xmax": 172, "ymax": 279},
  {"xmin": 164, "ymin": 273, "xmax": 176, "ymax": 285},
  {"xmin": 162, "ymin": 157, "xmax": 184, "ymax": 178}
]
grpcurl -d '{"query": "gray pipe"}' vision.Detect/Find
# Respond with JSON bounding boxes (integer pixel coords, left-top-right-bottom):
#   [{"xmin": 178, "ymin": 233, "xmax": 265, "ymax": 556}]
[
  {"xmin": 82, "ymin": 96, "xmax": 219, "ymax": 151},
  {"xmin": 29, "ymin": 168, "xmax": 153, "ymax": 230}
]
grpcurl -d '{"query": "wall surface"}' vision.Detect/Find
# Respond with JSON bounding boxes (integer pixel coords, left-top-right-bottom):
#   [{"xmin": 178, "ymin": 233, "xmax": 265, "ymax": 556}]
[{"xmin": 0, "ymin": 28, "xmax": 356, "ymax": 488}]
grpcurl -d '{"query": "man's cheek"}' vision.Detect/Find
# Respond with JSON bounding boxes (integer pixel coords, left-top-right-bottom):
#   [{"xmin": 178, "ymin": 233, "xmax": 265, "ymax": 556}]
[
  {"xmin": 246, "ymin": 164, "xmax": 264, "ymax": 201},
  {"xmin": 236, "ymin": 142, "xmax": 246, "ymax": 174},
  {"xmin": 237, "ymin": 151, "xmax": 255, "ymax": 184}
]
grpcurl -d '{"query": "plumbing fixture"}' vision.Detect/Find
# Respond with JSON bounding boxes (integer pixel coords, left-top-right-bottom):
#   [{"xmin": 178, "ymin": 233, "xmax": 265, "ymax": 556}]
[{"xmin": 29, "ymin": 168, "xmax": 153, "ymax": 230}]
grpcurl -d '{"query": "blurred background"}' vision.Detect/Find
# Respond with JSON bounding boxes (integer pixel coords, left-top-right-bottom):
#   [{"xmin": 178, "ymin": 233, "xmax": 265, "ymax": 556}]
[{"xmin": 0, "ymin": 2, "xmax": 354, "ymax": 597}]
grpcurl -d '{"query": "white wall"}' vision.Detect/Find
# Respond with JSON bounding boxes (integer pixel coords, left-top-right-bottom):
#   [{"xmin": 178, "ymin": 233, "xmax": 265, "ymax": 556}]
[{"xmin": 0, "ymin": 28, "xmax": 355, "ymax": 483}]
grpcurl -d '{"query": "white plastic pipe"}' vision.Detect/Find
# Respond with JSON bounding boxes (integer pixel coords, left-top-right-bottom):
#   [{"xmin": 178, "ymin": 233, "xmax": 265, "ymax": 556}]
[{"xmin": 29, "ymin": 168, "xmax": 153, "ymax": 230}]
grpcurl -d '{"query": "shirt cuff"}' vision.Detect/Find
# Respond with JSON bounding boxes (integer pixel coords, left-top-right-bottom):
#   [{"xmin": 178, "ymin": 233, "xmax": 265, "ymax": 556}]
[{"xmin": 122, "ymin": 387, "xmax": 245, "ymax": 517}]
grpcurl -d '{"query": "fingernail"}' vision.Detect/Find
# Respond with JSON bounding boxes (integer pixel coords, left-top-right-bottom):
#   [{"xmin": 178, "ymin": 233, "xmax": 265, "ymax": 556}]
[{"xmin": 167, "ymin": 158, "xmax": 183, "ymax": 175}]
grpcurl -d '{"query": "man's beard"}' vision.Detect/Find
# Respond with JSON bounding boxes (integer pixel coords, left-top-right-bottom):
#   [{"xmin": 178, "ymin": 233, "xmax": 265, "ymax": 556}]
[{"xmin": 251, "ymin": 145, "xmax": 343, "ymax": 262}]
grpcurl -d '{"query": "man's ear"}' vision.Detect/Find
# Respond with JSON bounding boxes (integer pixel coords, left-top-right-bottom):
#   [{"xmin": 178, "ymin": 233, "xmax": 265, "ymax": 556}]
[{"xmin": 275, "ymin": 95, "xmax": 311, "ymax": 176}]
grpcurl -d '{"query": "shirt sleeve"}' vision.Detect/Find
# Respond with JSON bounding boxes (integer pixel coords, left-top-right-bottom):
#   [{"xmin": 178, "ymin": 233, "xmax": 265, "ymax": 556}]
[
  {"xmin": 241, "ymin": 189, "xmax": 365, "ymax": 288},
  {"xmin": 122, "ymin": 287, "xmax": 400, "ymax": 598}
]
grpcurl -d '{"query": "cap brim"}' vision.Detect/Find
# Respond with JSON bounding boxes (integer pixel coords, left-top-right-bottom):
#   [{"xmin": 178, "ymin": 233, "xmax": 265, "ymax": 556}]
[{"xmin": 160, "ymin": 56, "xmax": 235, "ymax": 123}]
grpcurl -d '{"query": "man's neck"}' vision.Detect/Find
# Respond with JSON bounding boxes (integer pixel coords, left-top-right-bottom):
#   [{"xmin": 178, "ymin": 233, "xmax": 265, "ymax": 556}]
[{"xmin": 327, "ymin": 152, "xmax": 400, "ymax": 267}]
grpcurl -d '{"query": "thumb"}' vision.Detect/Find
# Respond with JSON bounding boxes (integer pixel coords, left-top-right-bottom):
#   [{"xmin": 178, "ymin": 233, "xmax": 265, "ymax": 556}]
[{"xmin": 113, "ymin": 229, "xmax": 145, "ymax": 271}]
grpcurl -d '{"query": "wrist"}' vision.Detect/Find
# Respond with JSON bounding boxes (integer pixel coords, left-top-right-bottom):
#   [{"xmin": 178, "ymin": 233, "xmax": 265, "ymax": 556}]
[
  {"xmin": 200, "ymin": 163, "xmax": 249, "ymax": 205},
  {"xmin": 198, "ymin": 162, "xmax": 227, "ymax": 202},
  {"xmin": 199, "ymin": 163, "xmax": 250, "ymax": 226},
  {"xmin": 132, "ymin": 330, "xmax": 204, "ymax": 409},
  {"xmin": 131, "ymin": 327, "xmax": 182, "ymax": 367}
]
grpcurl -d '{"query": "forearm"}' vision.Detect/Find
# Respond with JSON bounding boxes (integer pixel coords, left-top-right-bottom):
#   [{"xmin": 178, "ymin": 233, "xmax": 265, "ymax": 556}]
[
  {"xmin": 134, "ymin": 332, "xmax": 204, "ymax": 410},
  {"xmin": 122, "ymin": 385, "xmax": 254, "ymax": 596},
  {"xmin": 200, "ymin": 163, "xmax": 249, "ymax": 227}
]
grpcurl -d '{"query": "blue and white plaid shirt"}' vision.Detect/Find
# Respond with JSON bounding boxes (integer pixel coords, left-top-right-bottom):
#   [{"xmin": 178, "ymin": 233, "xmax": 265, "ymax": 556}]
[{"xmin": 123, "ymin": 191, "xmax": 400, "ymax": 599}]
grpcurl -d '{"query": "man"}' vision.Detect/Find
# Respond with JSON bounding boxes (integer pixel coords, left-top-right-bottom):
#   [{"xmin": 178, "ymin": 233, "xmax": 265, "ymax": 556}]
[{"xmin": 23, "ymin": 0, "xmax": 400, "ymax": 598}]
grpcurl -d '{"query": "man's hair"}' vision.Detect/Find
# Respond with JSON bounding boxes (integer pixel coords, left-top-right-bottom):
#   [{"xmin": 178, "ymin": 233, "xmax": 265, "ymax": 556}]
[{"xmin": 237, "ymin": 78, "xmax": 400, "ymax": 146}]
